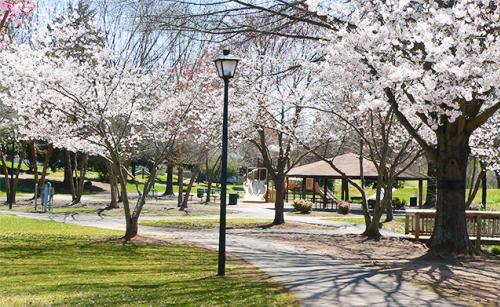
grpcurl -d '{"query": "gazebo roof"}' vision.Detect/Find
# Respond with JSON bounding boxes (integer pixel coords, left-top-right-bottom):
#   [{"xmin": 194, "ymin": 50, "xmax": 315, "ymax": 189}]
[{"xmin": 286, "ymin": 153, "xmax": 427, "ymax": 180}]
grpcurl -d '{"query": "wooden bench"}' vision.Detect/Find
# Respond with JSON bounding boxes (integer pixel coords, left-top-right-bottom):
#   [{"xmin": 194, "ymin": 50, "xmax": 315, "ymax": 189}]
[{"xmin": 405, "ymin": 209, "xmax": 500, "ymax": 247}]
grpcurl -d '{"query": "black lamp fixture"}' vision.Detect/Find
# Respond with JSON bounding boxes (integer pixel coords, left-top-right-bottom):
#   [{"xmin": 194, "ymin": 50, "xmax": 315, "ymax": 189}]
[{"xmin": 213, "ymin": 49, "xmax": 239, "ymax": 277}]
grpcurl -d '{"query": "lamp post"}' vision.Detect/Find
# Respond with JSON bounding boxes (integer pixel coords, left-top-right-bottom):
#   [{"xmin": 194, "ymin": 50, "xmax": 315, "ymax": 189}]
[
  {"xmin": 214, "ymin": 49, "xmax": 239, "ymax": 276},
  {"xmin": 8, "ymin": 129, "xmax": 17, "ymax": 210}
]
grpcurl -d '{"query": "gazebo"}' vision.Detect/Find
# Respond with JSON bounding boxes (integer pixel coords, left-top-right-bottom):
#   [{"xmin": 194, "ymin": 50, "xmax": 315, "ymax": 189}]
[{"xmin": 286, "ymin": 153, "xmax": 428, "ymax": 207}]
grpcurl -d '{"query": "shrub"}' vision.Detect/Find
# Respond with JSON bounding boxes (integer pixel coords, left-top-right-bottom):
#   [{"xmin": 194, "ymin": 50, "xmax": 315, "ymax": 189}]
[
  {"xmin": 338, "ymin": 201, "xmax": 350, "ymax": 215},
  {"xmin": 292, "ymin": 199, "xmax": 313, "ymax": 214},
  {"xmin": 392, "ymin": 197, "xmax": 407, "ymax": 210},
  {"xmin": 491, "ymin": 246, "xmax": 500, "ymax": 255}
]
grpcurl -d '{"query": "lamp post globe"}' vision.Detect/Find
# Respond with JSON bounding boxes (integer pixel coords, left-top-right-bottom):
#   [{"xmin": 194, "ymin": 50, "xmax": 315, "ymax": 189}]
[
  {"xmin": 214, "ymin": 49, "xmax": 240, "ymax": 79},
  {"xmin": 214, "ymin": 49, "xmax": 239, "ymax": 277}
]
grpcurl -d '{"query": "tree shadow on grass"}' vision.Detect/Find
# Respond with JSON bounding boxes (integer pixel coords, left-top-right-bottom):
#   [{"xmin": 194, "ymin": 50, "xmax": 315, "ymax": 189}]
[{"xmin": 0, "ymin": 234, "xmax": 296, "ymax": 306}]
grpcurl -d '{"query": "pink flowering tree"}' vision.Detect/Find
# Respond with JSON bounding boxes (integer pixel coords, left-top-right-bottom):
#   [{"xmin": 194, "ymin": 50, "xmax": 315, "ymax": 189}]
[
  {"xmin": 307, "ymin": 0, "xmax": 499, "ymax": 254},
  {"xmin": 0, "ymin": 0, "xmax": 36, "ymax": 47}
]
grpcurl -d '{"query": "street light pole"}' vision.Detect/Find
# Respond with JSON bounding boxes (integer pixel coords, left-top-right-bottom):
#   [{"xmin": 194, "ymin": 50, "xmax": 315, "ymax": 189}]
[
  {"xmin": 214, "ymin": 49, "xmax": 239, "ymax": 277},
  {"xmin": 218, "ymin": 78, "xmax": 229, "ymax": 276}
]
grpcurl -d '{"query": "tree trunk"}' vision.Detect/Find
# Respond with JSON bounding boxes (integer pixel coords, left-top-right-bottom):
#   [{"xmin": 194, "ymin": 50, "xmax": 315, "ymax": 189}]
[
  {"xmin": 205, "ymin": 180, "xmax": 212, "ymax": 203},
  {"xmin": 363, "ymin": 185, "xmax": 387, "ymax": 239},
  {"xmin": 0, "ymin": 149, "xmax": 11, "ymax": 203},
  {"xmin": 117, "ymin": 183, "xmax": 124, "ymax": 203},
  {"xmin": 428, "ymin": 130, "xmax": 475, "ymax": 254},
  {"xmin": 37, "ymin": 144, "xmax": 53, "ymax": 198},
  {"xmin": 424, "ymin": 157, "xmax": 437, "ymax": 208},
  {"xmin": 273, "ymin": 175, "xmax": 286, "ymax": 225},
  {"xmin": 124, "ymin": 216, "xmax": 138, "ymax": 241},
  {"xmin": 63, "ymin": 150, "xmax": 72, "ymax": 184},
  {"xmin": 180, "ymin": 168, "xmax": 198, "ymax": 210},
  {"xmin": 30, "ymin": 141, "xmax": 39, "ymax": 198},
  {"xmin": 177, "ymin": 166, "xmax": 183, "ymax": 207},
  {"xmin": 72, "ymin": 153, "xmax": 89, "ymax": 204},
  {"xmin": 466, "ymin": 163, "xmax": 486, "ymax": 209},
  {"xmin": 110, "ymin": 155, "xmax": 134, "ymax": 241},
  {"xmin": 107, "ymin": 162, "xmax": 119, "ymax": 209},
  {"xmin": 163, "ymin": 164, "xmax": 174, "ymax": 196},
  {"xmin": 109, "ymin": 178, "xmax": 119, "ymax": 209},
  {"xmin": 11, "ymin": 149, "xmax": 26, "ymax": 204},
  {"xmin": 384, "ymin": 188, "xmax": 393, "ymax": 222},
  {"xmin": 65, "ymin": 150, "xmax": 76, "ymax": 199},
  {"xmin": 496, "ymin": 171, "xmax": 500, "ymax": 189}
]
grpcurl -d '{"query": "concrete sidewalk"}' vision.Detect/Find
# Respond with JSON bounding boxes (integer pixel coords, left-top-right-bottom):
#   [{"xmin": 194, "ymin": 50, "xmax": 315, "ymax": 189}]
[{"xmin": 3, "ymin": 211, "xmax": 457, "ymax": 307}]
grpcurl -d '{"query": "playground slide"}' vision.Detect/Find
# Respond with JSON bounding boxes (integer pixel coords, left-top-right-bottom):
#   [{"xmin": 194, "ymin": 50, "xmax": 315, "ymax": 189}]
[
  {"xmin": 243, "ymin": 179, "xmax": 267, "ymax": 201},
  {"xmin": 314, "ymin": 183, "xmax": 338, "ymax": 203}
]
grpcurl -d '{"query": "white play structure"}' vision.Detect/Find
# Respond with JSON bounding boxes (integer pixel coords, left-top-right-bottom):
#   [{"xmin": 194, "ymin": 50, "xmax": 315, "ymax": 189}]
[{"xmin": 242, "ymin": 168, "xmax": 268, "ymax": 202}]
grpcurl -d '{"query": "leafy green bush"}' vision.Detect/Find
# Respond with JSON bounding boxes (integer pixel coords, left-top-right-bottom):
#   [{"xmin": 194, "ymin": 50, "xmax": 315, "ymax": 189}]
[
  {"xmin": 293, "ymin": 199, "xmax": 313, "ymax": 214},
  {"xmin": 490, "ymin": 246, "xmax": 500, "ymax": 255},
  {"xmin": 392, "ymin": 197, "xmax": 407, "ymax": 210},
  {"xmin": 338, "ymin": 201, "xmax": 350, "ymax": 215}
]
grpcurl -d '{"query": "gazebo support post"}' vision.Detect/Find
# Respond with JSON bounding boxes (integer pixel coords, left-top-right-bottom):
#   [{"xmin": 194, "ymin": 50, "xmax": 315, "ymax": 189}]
[
  {"xmin": 418, "ymin": 179, "xmax": 423, "ymax": 207},
  {"xmin": 324, "ymin": 178, "xmax": 328, "ymax": 208},
  {"xmin": 286, "ymin": 178, "xmax": 289, "ymax": 203},
  {"xmin": 301, "ymin": 177, "xmax": 306, "ymax": 200},
  {"xmin": 481, "ymin": 175, "xmax": 487, "ymax": 209},
  {"xmin": 341, "ymin": 179, "xmax": 345, "ymax": 200},
  {"xmin": 343, "ymin": 179, "xmax": 349, "ymax": 201},
  {"xmin": 312, "ymin": 177, "xmax": 316, "ymax": 203},
  {"xmin": 265, "ymin": 169, "xmax": 269, "ymax": 203}
]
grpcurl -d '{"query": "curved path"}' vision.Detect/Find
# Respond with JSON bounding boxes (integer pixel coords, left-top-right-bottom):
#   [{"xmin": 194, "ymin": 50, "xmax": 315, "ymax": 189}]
[{"xmin": 4, "ymin": 211, "xmax": 457, "ymax": 307}]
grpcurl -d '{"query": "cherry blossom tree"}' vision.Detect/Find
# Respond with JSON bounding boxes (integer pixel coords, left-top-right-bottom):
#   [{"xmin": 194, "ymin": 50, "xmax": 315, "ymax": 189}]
[
  {"xmin": 0, "ymin": 0, "xmax": 36, "ymax": 48},
  {"xmin": 228, "ymin": 37, "xmax": 330, "ymax": 225},
  {"xmin": 291, "ymin": 68, "xmax": 426, "ymax": 238},
  {"xmin": 467, "ymin": 112, "xmax": 500, "ymax": 208},
  {"xmin": 0, "ymin": 15, "xmax": 197, "ymax": 240},
  {"xmin": 307, "ymin": 0, "xmax": 499, "ymax": 254}
]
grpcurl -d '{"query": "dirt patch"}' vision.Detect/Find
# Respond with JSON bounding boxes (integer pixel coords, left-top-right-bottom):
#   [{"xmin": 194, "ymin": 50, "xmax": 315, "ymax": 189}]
[
  {"xmin": 8, "ymin": 200, "xmax": 240, "ymax": 217},
  {"xmin": 243, "ymin": 232, "xmax": 500, "ymax": 306}
]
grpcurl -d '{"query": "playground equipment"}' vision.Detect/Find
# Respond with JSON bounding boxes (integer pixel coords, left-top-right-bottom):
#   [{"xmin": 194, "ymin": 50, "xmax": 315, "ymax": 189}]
[
  {"xmin": 242, "ymin": 167, "xmax": 268, "ymax": 202},
  {"xmin": 314, "ymin": 182, "xmax": 338, "ymax": 203}
]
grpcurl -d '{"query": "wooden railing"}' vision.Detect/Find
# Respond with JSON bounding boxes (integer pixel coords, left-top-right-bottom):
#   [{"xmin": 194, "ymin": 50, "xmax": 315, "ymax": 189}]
[{"xmin": 405, "ymin": 209, "xmax": 500, "ymax": 247}]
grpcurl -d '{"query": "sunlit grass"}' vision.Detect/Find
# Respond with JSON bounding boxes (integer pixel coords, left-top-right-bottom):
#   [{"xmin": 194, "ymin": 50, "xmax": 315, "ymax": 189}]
[{"xmin": 0, "ymin": 215, "xmax": 298, "ymax": 306}]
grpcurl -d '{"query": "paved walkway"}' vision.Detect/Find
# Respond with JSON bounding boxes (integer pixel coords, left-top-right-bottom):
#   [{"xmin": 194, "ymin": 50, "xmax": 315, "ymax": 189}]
[{"xmin": 4, "ymin": 210, "xmax": 457, "ymax": 307}]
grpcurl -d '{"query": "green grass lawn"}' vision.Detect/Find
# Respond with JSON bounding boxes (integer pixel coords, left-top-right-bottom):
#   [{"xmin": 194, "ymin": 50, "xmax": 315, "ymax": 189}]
[
  {"xmin": 141, "ymin": 218, "xmax": 275, "ymax": 230},
  {"xmin": 0, "ymin": 215, "xmax": 297, "ymax": 306}
]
